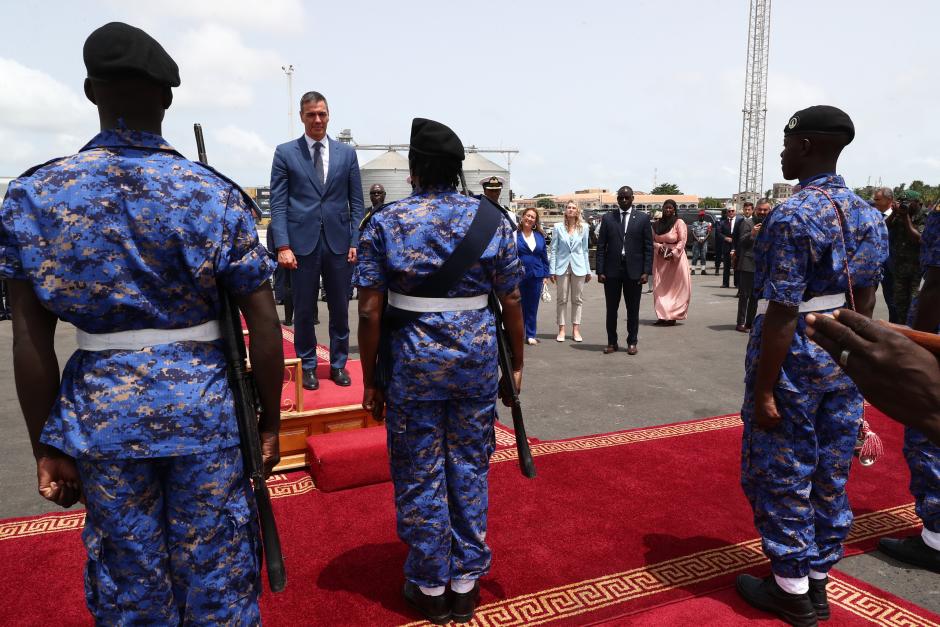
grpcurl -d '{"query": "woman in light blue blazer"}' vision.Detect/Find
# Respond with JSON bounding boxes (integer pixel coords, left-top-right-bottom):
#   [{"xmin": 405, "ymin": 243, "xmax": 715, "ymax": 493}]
[
  {"xmin": 516, "ymin": 207, "xmax": 551, "ymax": 344},
  {"xmin": 550, "ymin": 202, "xmax": 592, "ymax": 342}
]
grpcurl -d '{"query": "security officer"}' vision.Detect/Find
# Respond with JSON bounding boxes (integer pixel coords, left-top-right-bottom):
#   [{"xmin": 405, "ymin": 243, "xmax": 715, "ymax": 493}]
[
  {"xmin": 878, "ymin": 205, "xmax": 940, "ymax": 572},
  {"xmin": 886, "ymin": 190, "xmax": 926, "ymax": 323},
  {"xmin": 356, "ymin": 119, "xmax": 525, "ymax": 624},
  {"xmin": 735, "ymin": 106, "xmax": 888, "ymax": 626},
  {"xmin": 0, "ymin": 22, "xmax": 282, "ymax": 624},
  {"xmin": 480, "ymin": 175, "xmax": 517, "ymax": 227}
]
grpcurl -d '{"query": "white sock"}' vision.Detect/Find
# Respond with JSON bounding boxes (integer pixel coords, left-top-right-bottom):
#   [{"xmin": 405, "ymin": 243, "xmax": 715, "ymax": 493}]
[
  {"xmin": 419, "ymin": 585, "xmax": 445, "ymax": 597},
  {"xmin": 774, "ymin": 574, "xmax": 809, "ymax": 595},
  {"xmin": 808, "ymin": 570, "xmax": 828, "ymax": 580},
  {"xmin": 923, "ymin": 527, "xmax": 940, "ymax": 551},
  {"xmin": 451, "ymin": 579, "xmax": 476, "ymax": 594}
]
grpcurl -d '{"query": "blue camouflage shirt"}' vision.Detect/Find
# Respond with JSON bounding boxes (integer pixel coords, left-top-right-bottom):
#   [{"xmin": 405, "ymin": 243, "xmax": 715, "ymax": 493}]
[
  {"xmin": 0, "ymin": 127, "xmax": 275, "ymax": 459},
  {"xmin": 354, "ymin": 189, "xmax": 523, "ymax": 401},
  {"xmin": 746, "ymin": 174, "xmax": 888, "ymax": 392}
]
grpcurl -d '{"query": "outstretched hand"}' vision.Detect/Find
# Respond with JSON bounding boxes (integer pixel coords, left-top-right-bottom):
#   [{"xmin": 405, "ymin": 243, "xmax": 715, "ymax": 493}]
[{"xmin": 806, "ymin": 309, "xmax": 940, "ymax": 442}]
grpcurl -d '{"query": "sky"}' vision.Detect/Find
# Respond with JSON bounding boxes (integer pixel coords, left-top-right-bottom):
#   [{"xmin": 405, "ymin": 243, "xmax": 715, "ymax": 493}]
[{"xmin": 1, "ymin": 0, "xmax": 937, "ymax": 198}]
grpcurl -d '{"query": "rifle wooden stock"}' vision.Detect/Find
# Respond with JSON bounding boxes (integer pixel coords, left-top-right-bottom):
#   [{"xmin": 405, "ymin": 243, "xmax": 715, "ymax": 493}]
[
  {"xmin": 490, "ymin": 293, "xmax": 537, "ymax": 479},
  {"xmin": 880, "ymin": 321, "xmax": 940, "ymax": 356},
  {"xmin": 194, "ymin": 123, "xmax": 287, "ymax": 593}
]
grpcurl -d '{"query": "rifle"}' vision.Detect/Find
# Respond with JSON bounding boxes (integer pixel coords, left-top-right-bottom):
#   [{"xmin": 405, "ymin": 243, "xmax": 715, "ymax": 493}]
[
  {"xmin": 459, "ymin": 171, "xmax": 536, "ymax": 478},
  {"xmin": 193, "ymin": 123, "xmax": 287, "ymax": 592}
]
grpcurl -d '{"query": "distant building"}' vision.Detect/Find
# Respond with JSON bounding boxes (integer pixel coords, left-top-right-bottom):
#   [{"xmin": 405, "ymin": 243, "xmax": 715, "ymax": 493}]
[
  {"xmin": 243, "ymin": 186, "xmax": 271, "ymax": 219},
  {"xmin": 772, "ymin": 182, "xmax": 793, "ymax": 201},
  {"xmin": 732, "ymin": 191, "xmax": 760, "ymax": 209}
]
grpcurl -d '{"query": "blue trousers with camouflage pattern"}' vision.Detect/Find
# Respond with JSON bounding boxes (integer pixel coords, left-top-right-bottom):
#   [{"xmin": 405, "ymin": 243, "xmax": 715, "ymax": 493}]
[
  {"xmin": 741, "ymin": 385, "xmax": 862, "ymax": 578},
  {"xmin": 77, "ymin": 446, "xmax": 261, "ymax": 626},
  {"xmin": 386, "ymin": 397, "xmax": 497, "ymax": 588},
  {"xmin": 904, "ymin": 427, "xmax": 940, "ymax": 533}
]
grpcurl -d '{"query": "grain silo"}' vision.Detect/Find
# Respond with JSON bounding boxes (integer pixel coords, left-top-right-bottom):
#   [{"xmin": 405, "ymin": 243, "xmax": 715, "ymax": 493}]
[
  {"xmin": 359, "ymin": 150, "xmax": 411, "ymax": 203},
  {"xmin": 463, "ymin": 152, "xmax": 510, "ymax": 205}
]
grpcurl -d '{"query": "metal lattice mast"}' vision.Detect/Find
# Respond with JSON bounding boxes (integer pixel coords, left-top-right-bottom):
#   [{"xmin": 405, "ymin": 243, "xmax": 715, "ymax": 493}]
[{"xmin": 738, "ymin": 0, "xmax": 771, "ymax": 197}]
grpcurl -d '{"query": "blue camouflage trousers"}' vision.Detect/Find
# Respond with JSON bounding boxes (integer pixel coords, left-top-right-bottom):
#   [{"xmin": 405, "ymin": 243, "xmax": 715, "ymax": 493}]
[
  {"xmin": 77, "ymin": 446, "xmax": 261, "ymax": 626},
  {"xmin": 386, "ymin": 396, "xmax": 497, "ymax": 588},
  {"xmin": 741, "ymin": 385, "xmax": 862, "ymax": 578},
  {"xmin": 904, "ymin": 427, "xmax": 940, "ymax": 533}
]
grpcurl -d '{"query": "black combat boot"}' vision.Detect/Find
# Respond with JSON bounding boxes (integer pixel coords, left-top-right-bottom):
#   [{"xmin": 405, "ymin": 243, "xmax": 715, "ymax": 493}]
[
  {"xmin": 736, "ymin": 574, "xmax": 818, "ymax": 626},
  {"xmin": 403, "ymin": 581, "xmax": 451, "ymax": 625},
  {"xmin": 808, "ymin": 576, "xmax": 830, "ymax": 620}
]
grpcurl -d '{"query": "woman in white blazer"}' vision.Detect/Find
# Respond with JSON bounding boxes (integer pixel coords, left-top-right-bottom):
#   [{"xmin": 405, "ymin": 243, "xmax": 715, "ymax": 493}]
[{"xmin": 550, "ymin": 202, "xmax": 592, "ymax": 342}]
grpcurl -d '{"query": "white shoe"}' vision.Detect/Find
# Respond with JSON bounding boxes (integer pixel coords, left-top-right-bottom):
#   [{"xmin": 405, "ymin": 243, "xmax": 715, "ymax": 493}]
[
  {"xmin": 527, "ymin": 338, "xmax": 538, "ymax": 345},
  {"xmin": 556, "ymin": 333, "xmax": 565, "ymax": 342}
]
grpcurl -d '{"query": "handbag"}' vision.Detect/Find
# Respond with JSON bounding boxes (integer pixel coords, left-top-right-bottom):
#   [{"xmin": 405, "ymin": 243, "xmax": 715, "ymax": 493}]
[{"xmin": 541, "ymin": 282, "xmax": 552, "ymax": 303}]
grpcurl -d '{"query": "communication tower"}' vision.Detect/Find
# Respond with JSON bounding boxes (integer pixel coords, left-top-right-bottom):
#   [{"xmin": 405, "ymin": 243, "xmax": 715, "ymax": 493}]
[{"xmin": 737, "ymin": 0, "xmax": 771, "ymax": 201}]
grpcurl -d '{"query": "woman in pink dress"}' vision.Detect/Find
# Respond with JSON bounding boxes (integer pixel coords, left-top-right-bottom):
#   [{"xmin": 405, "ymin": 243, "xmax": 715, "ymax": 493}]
[{"xmin": 651, "ymin": 199, "xmax": 691, "ymax": 325}]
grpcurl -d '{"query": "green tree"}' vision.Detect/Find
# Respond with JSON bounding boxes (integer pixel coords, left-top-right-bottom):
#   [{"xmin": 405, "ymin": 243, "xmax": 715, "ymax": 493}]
[
  {"xmin": 650, "ymin": 182, "xmax": 681, "ymax": 195},
  {"xmin": 700, "ymin": 197, "xmax": 723, "ymax": 208},
  {"xmin": 536, "ymin": 197, "xmax": 556, "ymax": 210}
]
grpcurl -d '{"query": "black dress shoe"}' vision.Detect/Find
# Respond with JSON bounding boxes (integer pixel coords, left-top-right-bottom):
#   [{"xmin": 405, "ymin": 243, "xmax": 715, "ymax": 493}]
[
  {"xmin": 603, "ymin": 345, "xmax": 619, "ymax": 354},
  {"xmin": 403, "ymin": 582, "xmax": 450, "ymax": 625},
  {"xmin": 330, "ymin": 367, "xmax": 351, "ymax": 387},
  {"xmin": 735, "ymin": 574, "xmax": 818, "ymax": 626},
  {"xmin": 878, "ymin": 535, "xmax": 940, "ymax": 573},
  {"xmin": 302, "ymin": 369, "xmax": 319, "ymax": 391},
  {"xmin": 808, "ymin": 577, "xmax": 829, "ymax": 620},
  {"xmin": 627, "ymin": 345, "xmax": 638, "ymax": 355},
  {"xmin": 451, "ymin": 581, "xmax": 480, "ymax": 624}
]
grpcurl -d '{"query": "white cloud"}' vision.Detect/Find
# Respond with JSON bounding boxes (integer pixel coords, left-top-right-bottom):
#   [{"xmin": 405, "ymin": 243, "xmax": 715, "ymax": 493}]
[
  {"xmin": 106, "ymin": 0, "xmax": 306, "ymax": 33},
  {"xmin": 0, "ymin": 58, "xmax": 88, "ymax": 133},
  {"xmin": 212, "ymin": 125, "xmax": 274, "ymax": 162},
  {"xmin": 171, "ymin": 25, "xmax": 283, "ymax": 108}
]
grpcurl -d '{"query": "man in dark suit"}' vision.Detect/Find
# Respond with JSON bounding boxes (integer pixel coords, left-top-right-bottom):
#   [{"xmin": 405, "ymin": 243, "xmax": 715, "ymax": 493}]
[
  {"xmin": 596, "ymin": 186, "xmax": 653, "ymax": 355},
  {"xmin": 719, "ymin": 205, "xmax": 737, "ymax": 287},
  {"xmin": 269, "ymin": 91, "xmax": 365, "ymax": 390},
  {"xmin": 730, "ymin": 201, "xmax": 753, "ymax": 290}
]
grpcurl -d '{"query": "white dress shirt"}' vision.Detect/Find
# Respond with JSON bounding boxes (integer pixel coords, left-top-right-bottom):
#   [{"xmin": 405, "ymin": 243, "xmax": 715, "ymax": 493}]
[
  {"xmin": 305, "ymin": 134, "xmax": 330, "ymax": 179},
  {"xmin": 620, "ymin": 207, "xmax": 633, "ymax": 255}
]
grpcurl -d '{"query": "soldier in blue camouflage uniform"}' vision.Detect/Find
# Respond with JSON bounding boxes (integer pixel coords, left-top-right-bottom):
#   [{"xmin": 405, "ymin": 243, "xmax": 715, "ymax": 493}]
[
  {"xmin": 735, "ymin": 106, "xmax": 888, "ymax": 627},
  {"xmin": 878, "ymin": 206, "xmax": 940, "ymax": 572},
  {"xmin": 0, "ymin": 23, "xmax": 283, "ymax": 624},
  {"xmin": 356, "ymin": 118, "xmax": 525, "ymax": 625}
]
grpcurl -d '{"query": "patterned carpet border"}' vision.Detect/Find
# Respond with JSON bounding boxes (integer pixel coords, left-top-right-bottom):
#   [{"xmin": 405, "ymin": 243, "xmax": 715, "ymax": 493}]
[
  {"xmin": 828, "ymin": 577, "xmax": 940, "ymax": 627},
  {"xmin": 398, "ymin": 505, "xmax": 923, "ymax": 627},
  {"xmin": 491, "ymin": 414, "xmax": 742, "ymax": 464}
]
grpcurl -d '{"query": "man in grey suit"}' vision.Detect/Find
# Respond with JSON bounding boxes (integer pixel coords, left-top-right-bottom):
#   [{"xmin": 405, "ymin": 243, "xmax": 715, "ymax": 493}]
[
  {"xmin": 269, "ymin": 91, "xmax": 364, "ymax": 390},
  {"xmin": 735, "ymin": 199, "xmax": 768, "ymax": 332},
  {"xmin": 596, "ymin": 186, "xmax": 653, "ymax": 355}
]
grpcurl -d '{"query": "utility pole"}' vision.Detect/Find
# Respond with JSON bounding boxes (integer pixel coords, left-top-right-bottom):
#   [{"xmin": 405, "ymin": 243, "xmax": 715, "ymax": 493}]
[
  {"xmin": 738, "ymin": 0, "xmax": 771, "ymax": 205},
  {"xmin": 281, "ymin": 64, "xmax": 294, "ymax": 140}
]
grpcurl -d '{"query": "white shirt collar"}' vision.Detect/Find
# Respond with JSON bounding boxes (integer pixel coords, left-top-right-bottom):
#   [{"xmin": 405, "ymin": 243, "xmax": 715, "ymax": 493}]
[{"xmin": 305, "ymin": 134, "xmax": 329, "ymax": 149}]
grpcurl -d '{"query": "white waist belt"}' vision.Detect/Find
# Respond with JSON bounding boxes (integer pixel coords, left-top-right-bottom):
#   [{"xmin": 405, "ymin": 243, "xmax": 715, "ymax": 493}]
[
  {"xmin": 77, "ymin": 321, "xmax": 222, "ymax": 351},
  {"xmin": 755, "ymin": 294, "xmax": 845, "ymax": 316},
  {"xmin": 388, "ymin": 291, "xmax": 488, "ymax": 313}
]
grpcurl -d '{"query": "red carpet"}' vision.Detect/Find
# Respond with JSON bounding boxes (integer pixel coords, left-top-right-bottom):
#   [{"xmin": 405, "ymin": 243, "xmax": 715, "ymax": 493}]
[
  {"xmin": 244, "ymin": 324, "xmax": 363, "ymax": 412},
  {"xmin": 598, "ymin": 570, "xmax": 937, "ymax": 626},
  {"xmin": 0, "ymin": 407, "xmax": 934, "ymax": 626}
]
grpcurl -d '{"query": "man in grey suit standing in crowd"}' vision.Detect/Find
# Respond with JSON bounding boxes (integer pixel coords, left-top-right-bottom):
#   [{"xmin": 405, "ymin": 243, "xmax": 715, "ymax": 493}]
[{"xmin": 269, "ymin": 91, "xmax": 364, "ymax": 390}]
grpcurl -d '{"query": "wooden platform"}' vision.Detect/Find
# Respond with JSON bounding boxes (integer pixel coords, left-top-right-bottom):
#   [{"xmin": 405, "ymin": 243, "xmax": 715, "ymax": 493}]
[{"xmin": 264, "ymin": 356, "xmax": 380, "ymax": 472}]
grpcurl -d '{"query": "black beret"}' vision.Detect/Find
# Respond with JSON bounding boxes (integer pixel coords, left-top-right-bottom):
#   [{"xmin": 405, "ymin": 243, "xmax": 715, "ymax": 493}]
[
  {"xmin": 409, "ymin": 118, "xmax": 465, "ymax": 161},
  {"xmin": 784, "ymin": 105, "xmax": 854, "ymax": 143},
  {"xmin": 83, "ymin": 22, "xmax": 180, "ymax": 87}
]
